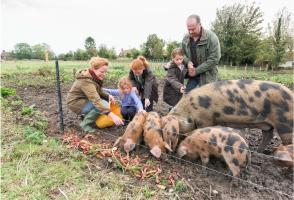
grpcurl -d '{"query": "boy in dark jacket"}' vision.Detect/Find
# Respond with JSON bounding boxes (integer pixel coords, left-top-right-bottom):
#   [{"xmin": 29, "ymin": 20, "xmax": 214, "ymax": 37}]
[{"xmin": 163, "ymin": 48, "xmax": 188, "ymax": 108}]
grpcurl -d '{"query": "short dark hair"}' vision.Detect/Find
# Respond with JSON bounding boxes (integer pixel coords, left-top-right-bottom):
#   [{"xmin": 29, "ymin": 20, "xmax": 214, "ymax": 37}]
[
  {"xmin": 171, "ymin": 48, "xmax": 184, "ymax": 58},
  {"xmin": 187, "ymin": 14, "xmax": 201, "ymax": 24}
]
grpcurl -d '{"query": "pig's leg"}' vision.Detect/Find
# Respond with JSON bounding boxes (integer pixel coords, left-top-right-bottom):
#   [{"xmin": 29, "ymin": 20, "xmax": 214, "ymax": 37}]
[
  {"xmin": 200, "ymin": 152, "xmax": 210, "ymax": 165},
  {"xmin": 257, "ymin": 128, "xmax": 273, "ymax": 153}
]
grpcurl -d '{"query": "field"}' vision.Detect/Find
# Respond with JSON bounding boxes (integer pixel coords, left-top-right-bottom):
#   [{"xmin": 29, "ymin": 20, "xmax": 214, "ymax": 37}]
[{"xmin": 1, "ymin": 60, "xmax": 293, "ymax": 199}]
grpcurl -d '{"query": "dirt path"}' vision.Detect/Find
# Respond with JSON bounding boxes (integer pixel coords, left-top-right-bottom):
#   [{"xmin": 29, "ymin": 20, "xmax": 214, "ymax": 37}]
[{"xmin": 6, "ymin": 78, "xmax": 294, "ymax": 200}]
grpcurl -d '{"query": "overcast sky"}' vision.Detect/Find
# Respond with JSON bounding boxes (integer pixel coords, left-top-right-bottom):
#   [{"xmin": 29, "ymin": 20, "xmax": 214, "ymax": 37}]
[{"xmin": 1, "ymin": 0, "xmax": 293, "ymax": 54}]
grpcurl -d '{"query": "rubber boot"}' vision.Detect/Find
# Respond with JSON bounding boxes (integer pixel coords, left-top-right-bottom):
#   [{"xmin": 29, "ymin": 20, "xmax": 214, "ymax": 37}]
[{"xmin": 79, "ymin": 109, "xmax": 100, "ymax": 132}]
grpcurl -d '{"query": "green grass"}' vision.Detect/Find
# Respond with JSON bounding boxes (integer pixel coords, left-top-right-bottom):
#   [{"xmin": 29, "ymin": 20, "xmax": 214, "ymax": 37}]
[
  {"xmin": 218, "ymin": 65, "xmax": 293, "ymax": 87},
  {"xmin": 1, "ymin": 60, "xmax": 293, "ymax": 87}
]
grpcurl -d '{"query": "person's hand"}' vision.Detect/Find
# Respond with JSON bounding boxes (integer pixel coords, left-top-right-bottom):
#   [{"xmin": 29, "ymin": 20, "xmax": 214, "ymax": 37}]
[
  {"xmin": 109, "ymin": 95, "xmax": 116, "ymax": 104},
  {"xmin": 132, "ymin": 87, "xmax": 138, "ymax": 94},
  {"xmin": 180, "ymin": 86, "xmax": 186, "ymax": 93},
  {"xmin": 188, "ymin": 67, "xmax": 196, "ymax": 77},
  {"xmin": 108, "ymin": 112, "xmax": 124, "ymax": 126},
  {"xmin": 138, "ymin": 109, "xmax": 146, "ymax": 113},
  {"xmin": 188, "ymin": 61, "xmax": 194, "ymax": 69},
  {"xmin": 144, "ymin": 98, "xmax": 150, "ymax": 108}
]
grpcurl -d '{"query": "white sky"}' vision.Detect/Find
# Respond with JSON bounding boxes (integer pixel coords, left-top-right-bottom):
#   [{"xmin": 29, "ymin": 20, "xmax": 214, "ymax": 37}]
[{"xmin": 1, "ymin": 0, "xmax": 294, "ymax": 54}]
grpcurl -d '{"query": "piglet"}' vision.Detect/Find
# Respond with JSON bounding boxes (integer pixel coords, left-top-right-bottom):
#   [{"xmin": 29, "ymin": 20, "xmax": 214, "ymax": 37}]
[
  {"xmin": 177, "ymin": 126, "xmax": 250, "ymax": 176},
  {"xmin": 161, "ymin": 115, "xmax": 180, "ymax": 151},
  {"xmin": 273, "ymin": 144, "xmax": 293, "ymax": 168},
  {"xmin": 143, "ymin": 112, "xmax": 172, "ymax": 158},
  {"xmin": 114, "ymin": 111, "xmax": 147, "ymax": 154}
]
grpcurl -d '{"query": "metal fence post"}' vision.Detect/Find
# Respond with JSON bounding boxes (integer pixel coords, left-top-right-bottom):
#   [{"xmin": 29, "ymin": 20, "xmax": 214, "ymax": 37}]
[{"xmin": 55, "ymin": 58, "xmax": 64, "ymax": 132}]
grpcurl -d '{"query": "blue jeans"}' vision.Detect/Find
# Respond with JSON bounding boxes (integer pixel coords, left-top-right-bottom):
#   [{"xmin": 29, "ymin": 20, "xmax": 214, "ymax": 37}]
[
  {"xmin": 186, "ymin": 76, "xmax": 200, "ymax": 93},
  {"xmin": 81, "ymin": 100, "xmax": 109, "ymax": 114}
]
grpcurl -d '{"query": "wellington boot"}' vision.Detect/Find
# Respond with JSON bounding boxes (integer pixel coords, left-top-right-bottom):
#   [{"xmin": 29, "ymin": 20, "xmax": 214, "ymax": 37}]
[{"xmin": 80, "ymin": 109, "xmax": 100, "ymax": 132}]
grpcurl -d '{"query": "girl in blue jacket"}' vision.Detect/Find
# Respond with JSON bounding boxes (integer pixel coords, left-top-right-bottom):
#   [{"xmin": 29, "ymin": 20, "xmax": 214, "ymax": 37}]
[{"xmin": 104, "ymin": 76, "xmax": 144, "ymax": 122}]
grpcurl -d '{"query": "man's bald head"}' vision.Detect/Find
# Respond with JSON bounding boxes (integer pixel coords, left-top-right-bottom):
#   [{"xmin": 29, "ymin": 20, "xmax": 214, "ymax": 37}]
[{"xmin": 186, "ymin": 14, "xmax": 202, "ymax": 39}]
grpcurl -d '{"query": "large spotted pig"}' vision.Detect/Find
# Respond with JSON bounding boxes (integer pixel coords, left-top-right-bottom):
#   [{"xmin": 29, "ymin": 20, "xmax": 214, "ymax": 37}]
[
  {"xmin": 144, "ymin": 112, "xmax": 172, "ymax": 158},
  {"xmin": 170, "ymin": 80, "xmax": 293, "ymax": 152},
  {"xmin": 161, "ymin": 115, "xmax": 180, "ymax": 151},
  {"xmin": 177, "ymin": 126, "xmax": 250, "ymax": 176},
  {"xmin": 114, "ymin": 111, "xmax": 147, "ymax": 154}
]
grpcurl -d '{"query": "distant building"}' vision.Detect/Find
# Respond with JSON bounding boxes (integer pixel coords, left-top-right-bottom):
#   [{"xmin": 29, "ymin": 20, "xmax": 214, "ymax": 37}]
[{"xmin": 280, "ymin": 60, "xmax": 294, "ymax": 68}]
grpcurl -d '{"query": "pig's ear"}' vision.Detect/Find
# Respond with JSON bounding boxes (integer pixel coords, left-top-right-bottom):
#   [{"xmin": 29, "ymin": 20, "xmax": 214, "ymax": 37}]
[
  {"xmin": 113, "ymin": 137, "xmax": 121, "ymax": 147},
  {"xmin": 274, "ymin": 151, "xmax": 292, "ymax": 162},
  {"xmin": 164, "ymin": 142, "xmax": 173, "ymax": 152},
  {"xmin": 150, "ymin": 146, "xmax": 162, "ymax": 158},
  {"xmin": 177, "ymin": 146, "xmax": 187, "ymax": 158}
]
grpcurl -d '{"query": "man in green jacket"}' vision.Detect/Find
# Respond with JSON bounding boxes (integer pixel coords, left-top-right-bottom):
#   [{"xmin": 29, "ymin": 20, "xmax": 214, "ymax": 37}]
[{"xmin": 182, "ymin": 14, "xmax": 221, "ymax": 93}]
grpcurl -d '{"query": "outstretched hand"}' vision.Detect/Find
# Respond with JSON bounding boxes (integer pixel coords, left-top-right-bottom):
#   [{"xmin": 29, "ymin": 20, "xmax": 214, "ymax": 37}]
[{"xmin": 108, "ymin": 112, "xmax": 124, "ymax": 126}]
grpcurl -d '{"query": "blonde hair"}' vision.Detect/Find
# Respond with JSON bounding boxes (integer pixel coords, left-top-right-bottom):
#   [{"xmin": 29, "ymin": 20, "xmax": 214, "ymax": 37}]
[
  {"xmin": 118, "ymin": 76, "xmax": 132, "ymax": 93},
  {"xmin": 130, "ymin": 56, "xmax": 149, "ymax": 70},
  {"xmin": 89, "ymin": 56, "xmax": 109, "ymax": 69},
  {"xmin": 171, "ymin": 48, "xmax": 184, "ymax": 58}
]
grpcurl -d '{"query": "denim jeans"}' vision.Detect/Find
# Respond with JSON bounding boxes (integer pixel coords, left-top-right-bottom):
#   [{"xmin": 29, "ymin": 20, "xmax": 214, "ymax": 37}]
[
  {"xmin": 81, "ymin": 100, "xmax": 109, "ymax": 114},
  {"xmin": 186, "ymin": 76, "xmax": 200, "ymax": 93}
]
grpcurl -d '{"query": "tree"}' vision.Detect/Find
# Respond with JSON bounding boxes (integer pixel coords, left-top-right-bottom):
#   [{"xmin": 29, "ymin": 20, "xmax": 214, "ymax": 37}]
[
  {"xmin": 58, "ymin": 51, "xmax": 74, "ymax": 61},
  {"xmin": 97, "ymin": 44, "xmax": 117, "ymax": 59},
  {"xmin": 97, "ymin": 44, "xmax": 110, "ymax": 58},
  {"xmin": 107, "ymin": 47, "xmax": 117, "ymax": 59},
  {"xmin": 14, "ymin": 43, "xmax": 32, "ymax": 59},
  {"xmin": 74, "ymin": 49, "xmax": 88, "ymax": 60},
  {"xmin": 141, "ymin": 34, "xmax": 165, "ymax": 59},
  {"xmin": 31, "ymin": 43, "xmax": 55, "ymax": 60},
  {"xmin": 255, "ymin": 37, "xmax": 275, "ymax": 68},
  {"xmin": 84, "ymin": 36, "xmax": 97, "ymax": 58},
  {"xmin": 130, "ymin": 48, "xmax": 141, "ymax": 59},
  {"xmin": 211, "ymin": 2, "xmax": 263, "ymax": 65},
  {"xmin": 268, "ymin": 8, "xmax": 293, "ymax": 68},
  {"xmin": 166, "ymin": 41, "xmax": 180, "ymax": 59}
]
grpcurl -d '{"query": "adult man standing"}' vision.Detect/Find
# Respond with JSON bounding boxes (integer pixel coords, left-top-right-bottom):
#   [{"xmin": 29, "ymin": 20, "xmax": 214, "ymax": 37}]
[{"xmin": 182, "ymin": 14, "xmax": 221, "ymax": 93}]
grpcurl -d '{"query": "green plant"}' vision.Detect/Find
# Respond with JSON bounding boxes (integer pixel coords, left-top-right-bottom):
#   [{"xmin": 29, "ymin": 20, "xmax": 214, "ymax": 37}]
[
  {"xmin": 21, "ymin": 106, "xmax": 33, "ymax": 116},
  {"xmin": 0, "ymin": 87, "xmax": 16, "ymax": 97},
  {"xmin": 23, "ymin": 127, "xmax": 46, "ymax": 145},
  {"xmin": 142, "ymin": 187, "xmax": 155, "ymax": 198},
  {"xmin": 175, "ymin": 180, "xmax": 187, "ymax": 192}
]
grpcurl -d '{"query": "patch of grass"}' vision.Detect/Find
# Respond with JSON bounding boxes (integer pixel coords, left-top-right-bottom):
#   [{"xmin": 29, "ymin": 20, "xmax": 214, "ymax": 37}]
[
  {"xmin": 142, "ymin": 186, "xmax": 156, "ymax": 198},
  {"xmin": 23, "ymin": 127, "xmax": 46, "ymax": 145},
  {"xmin": 0, "ymin": 87, "xmax": 16, "ymax": 97},
  {"xmin": 175, "ymin": 180, "xmax": 187, "ymax": 192},
  {"xmin": 21, "ymin": 106, "xmax": 33, "ymax": 116}
]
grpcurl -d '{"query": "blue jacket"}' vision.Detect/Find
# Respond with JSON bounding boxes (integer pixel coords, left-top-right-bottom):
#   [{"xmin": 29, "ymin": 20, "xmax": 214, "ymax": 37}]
[{"xmin": 104, "ymin": 89, "xmax": 143, "ymax": 110}]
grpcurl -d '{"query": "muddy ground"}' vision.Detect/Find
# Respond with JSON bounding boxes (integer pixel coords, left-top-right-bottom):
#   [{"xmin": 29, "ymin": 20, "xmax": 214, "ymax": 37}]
[{"xmin": 4, "ymin": 75, "xmax": 293, "ymax": 200}]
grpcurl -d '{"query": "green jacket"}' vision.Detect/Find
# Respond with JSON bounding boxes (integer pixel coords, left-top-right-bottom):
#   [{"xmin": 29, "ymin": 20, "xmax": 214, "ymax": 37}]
[
  {"xmin": 66, "ymin": 69, "xmax": 110, "ymax": 114},
  {"xmin": 182, "ymin": 28, "xmax": 221, "ymax": 86}
]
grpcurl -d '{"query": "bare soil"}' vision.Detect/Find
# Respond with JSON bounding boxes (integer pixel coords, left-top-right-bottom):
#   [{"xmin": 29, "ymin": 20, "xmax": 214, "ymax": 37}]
[{"xmin": 4, "ymin": 76, "xmax": 293, "ymax": 200}]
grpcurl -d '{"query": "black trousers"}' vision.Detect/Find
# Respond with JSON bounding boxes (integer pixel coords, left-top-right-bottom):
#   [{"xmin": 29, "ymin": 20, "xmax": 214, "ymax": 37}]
[{"xmin": 121, "ymin": 106, "xmax": 137, "ymax": 121}]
